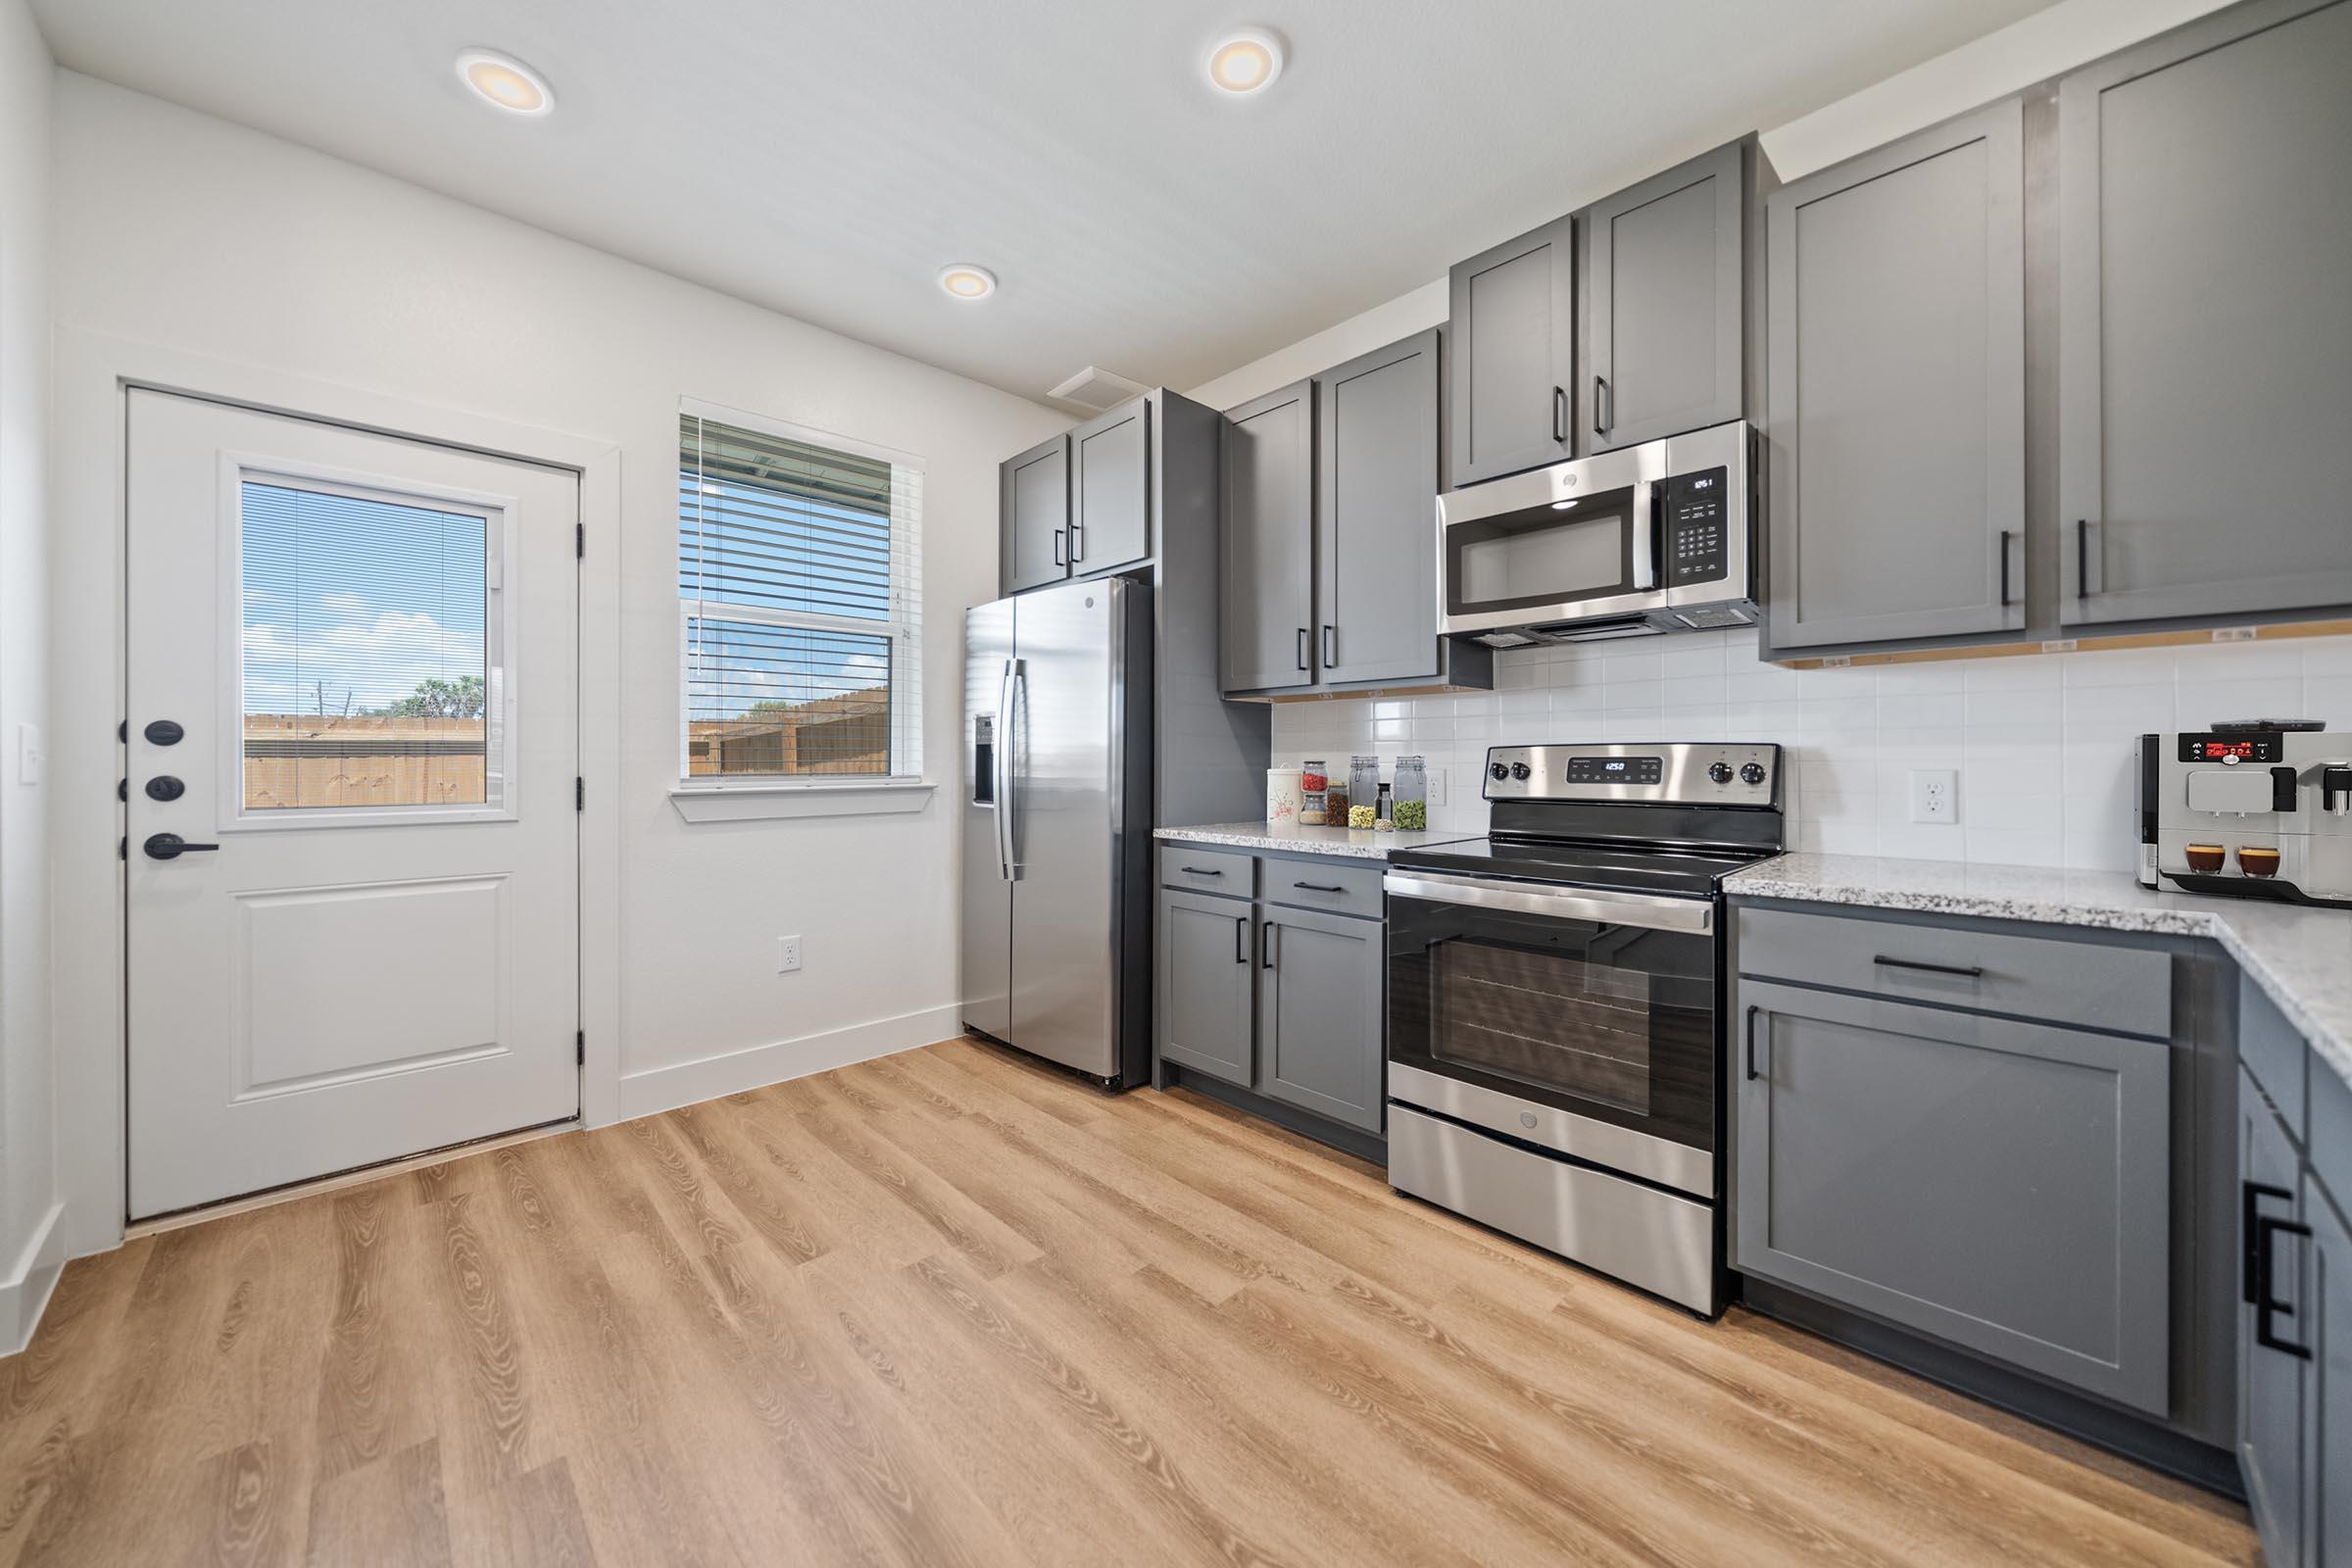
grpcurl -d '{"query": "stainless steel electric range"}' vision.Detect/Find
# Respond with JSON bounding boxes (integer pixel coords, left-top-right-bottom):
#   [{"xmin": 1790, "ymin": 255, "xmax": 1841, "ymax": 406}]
[{"xmin": 1382, "ymin": 741, "xmax": 1786, "ymax": 1316}]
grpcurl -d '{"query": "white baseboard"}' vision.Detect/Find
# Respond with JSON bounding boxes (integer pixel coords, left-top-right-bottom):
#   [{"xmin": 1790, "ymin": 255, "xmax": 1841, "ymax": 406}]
[
  {"xmin": 614, "ymin": 1004, "xmax": 963, "ymax": 1122},
  {"xmin": 0, "ymin": 1201, "xmax": 68, "ymax": 1358}
]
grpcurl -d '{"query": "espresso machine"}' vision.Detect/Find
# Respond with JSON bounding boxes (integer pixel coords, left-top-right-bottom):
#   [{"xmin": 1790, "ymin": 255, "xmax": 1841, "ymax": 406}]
[{"xmin": 2137, "ymin": 722, "xmax": 2352, "ymax": 907}]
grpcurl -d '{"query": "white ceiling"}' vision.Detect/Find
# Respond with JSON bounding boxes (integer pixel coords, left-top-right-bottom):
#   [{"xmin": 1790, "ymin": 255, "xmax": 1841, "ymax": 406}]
[{"xmin": 31, "ymin": 0, "xmax": 2058, "ymax": 405}]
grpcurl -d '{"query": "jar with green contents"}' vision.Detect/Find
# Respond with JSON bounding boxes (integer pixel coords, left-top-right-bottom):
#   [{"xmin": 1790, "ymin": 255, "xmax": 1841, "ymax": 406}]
[{"xmin": 1392, "ymin": 755, "xmax": 1428, "ymax": 832}]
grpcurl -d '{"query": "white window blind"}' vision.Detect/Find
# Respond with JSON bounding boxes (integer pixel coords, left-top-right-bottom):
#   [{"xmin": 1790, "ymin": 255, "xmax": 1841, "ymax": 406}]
[{"xmin": 678, "ymin": 403, "xmax": 923, "ymax": 783}]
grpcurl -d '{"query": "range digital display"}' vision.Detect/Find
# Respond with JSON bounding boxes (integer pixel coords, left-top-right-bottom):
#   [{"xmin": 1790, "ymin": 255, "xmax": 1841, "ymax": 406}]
[{"xmin": 1563, "ymin": 755, "xmax": 1663, "ymax": 785}]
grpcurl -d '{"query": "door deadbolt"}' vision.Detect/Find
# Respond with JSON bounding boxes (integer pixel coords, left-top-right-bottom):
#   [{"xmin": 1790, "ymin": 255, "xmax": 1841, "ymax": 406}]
[
  {"xmin": 143, "ymin": 719, "xmax": 185, "ymax": 746},
  {"xmin": 145, "ymin": 775, "xmax": 186, "ymax": 802}
]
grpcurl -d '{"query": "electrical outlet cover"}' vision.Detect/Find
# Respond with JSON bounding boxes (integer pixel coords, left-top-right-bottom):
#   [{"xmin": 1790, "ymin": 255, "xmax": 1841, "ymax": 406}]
[
  {"xmin": 1909, "ymin": 768, "xmax": 1957, "ymax": 825},
  {"xmin": 777, "ymin": 936, "xmax": 803, "ymax": 973}
]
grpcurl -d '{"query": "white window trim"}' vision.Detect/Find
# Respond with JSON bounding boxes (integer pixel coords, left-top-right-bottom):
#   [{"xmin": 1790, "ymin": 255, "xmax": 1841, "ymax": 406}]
[{"xmin": 674, "ymin": 401, "xmax": 927, "ymax": 805}]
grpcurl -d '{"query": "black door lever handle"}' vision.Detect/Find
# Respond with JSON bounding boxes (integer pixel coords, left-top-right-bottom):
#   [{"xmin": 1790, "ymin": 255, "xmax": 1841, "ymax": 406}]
[{"xmin": 143, "ymin": 833, "xmax": 220, "ymax": 860}]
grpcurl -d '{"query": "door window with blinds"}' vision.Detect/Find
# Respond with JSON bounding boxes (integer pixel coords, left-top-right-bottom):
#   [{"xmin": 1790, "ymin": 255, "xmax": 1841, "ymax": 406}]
[
  {"xmin": 235, "ymin": 473, "xmax": 512, "ymax": 818},
  {"xmin": 678, "ymin": 402, "xmax": 924, "ymax": 782}
]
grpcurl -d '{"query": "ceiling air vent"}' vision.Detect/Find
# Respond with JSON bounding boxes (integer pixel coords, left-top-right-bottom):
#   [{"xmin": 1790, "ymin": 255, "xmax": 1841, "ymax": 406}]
[{"xmin": 1046, "ymin": 366, "xmax": 1151, "ymax": 414}]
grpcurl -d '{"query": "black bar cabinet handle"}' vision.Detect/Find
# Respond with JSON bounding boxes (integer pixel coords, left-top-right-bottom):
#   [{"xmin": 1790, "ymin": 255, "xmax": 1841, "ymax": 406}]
[
  {"xmin": 1180, "ymin": 865, "xmax": 1224, "ymax": 877},
  {"xmin": 2075, "ymin": 518, "xmax": 2090, "ymax": 599},
  {"xmin": 1296, "ymin": 627, "xmax": 1309, "ymax": 671},
  {"xmin": 1321, "ymin": 624, "xmax": 1337, "ymax": 668},
  {"xmin": 1744, "ymin": 1004, "xmax": 1762, "ymax": 1081},
  {"xmin": 1261, "ymin": 922, "xmax": 1277, "ymax": 970},
  {"xmin": 1872, "ymin": 955, "xmax": 1984, "ymax": 980},
  {"xmin": 1997, "ymin": 529, "xmax": 2014, "ymax": 608},
  {"xmin": 1293, "ymin": 881, "xmax": 1344, "ymax": 894},
  {"xmin": 1234, "ymin": 915, "xmax": 1248, "ymax": 964},
  {"xmin": 1069, "ymin": 521, "xmax": 1083, "ymax": 563},
  {"xmin": 1053, "ymin": 528, "xmax": 1066, "ymax": 567},
  {"xmin": 2243, "ymin": 1180, "xmax": 2296, "ymax": 1302},
  {"xmin": 1593, "ymin": 375, "xmax": 1609, "ymax": 437},
  {"xmin": 2255, "ymin": 1214, "xmax": 2314, "ymax": 1359},
  {"xmin": 1551, "ymin": 386, "xmax": 1567, "ymax": 445}
]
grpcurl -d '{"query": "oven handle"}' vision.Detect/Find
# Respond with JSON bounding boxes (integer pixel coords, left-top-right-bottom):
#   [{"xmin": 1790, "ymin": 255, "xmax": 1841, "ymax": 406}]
[{"xmin": 1382, "ymin": 870, "xmax": 1712, "ymax": 934}]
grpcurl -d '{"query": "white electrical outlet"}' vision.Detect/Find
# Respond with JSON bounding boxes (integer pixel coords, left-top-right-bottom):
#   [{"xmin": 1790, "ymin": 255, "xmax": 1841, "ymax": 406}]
[
  {"xmin": 1910, "ymin": 768, "xmax": 1957, "ymax": 824},
  {"xmin": 16, "ymin": 723, "xmax": 41, "ymax": 786},
  {"xmin": 777, "ymin": 936, "xmax": 803, "ymax": 973},
  {"xmin": 1426, "ymin": 767, "xmax": 1447, "ymax": 807}
]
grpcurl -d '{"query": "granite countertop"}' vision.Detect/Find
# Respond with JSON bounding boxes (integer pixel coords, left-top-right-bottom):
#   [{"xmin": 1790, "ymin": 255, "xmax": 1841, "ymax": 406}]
[
  {"xmin": 1154, "ymin": 820, "xmax": 1480, "ymax": 861},
  {"xmin": 1728, "ymin": 852, "xmax": 2352, "ymax": 1090}
]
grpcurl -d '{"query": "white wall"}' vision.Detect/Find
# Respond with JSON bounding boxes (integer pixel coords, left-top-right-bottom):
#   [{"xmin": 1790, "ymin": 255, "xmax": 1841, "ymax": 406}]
[
  {"xmin": 48, "ymin": 73, "xmax": 1066, "ymax": 1149},
  {"xmin": 0, "ymin": 0, "xmax": 59, "ymax": 1352},
  {"xmin": 1187, "ymin": 0, "xmax": 2334, "ymax": 874}
]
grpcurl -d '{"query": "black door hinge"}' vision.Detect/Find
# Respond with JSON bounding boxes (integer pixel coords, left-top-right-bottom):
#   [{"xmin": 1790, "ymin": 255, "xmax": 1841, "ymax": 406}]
[
  {"xmin": 576, "ymin": 1029, "xmax": 586, "ymax": 1066},
  {"xmin": 576, "ymin": 775, "xmax": 585, "ymax": 811},
  {"xmin": 576, "ymin": 522, "xmax": 585, "ymax": 559}
]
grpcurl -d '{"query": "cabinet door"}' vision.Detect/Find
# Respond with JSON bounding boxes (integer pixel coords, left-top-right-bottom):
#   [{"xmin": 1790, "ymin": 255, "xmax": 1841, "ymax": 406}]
[
  {"xmin": 2306, "ymin": 1176, "xmax": 2347, "ymax": 1566},
  {"xmin": 1256, "ymin": 906, "xmax": 1384, "ymax": 1134},
  {"xmin": 1220, "ymin": 380, "xmax": 1316, "ymax": 693},
  {"xmin": 1154, "ymin": 887, "xmax": 1253, "ymax": 1088},
  {"xmin": 1070, "ymin": 399, "xmax": 1151, "ymax": 576},
  {"xmin": 1315, "ymin": 329, "xmax": 1440, "ymax": 687},
  {"xmin": 1734, "ymin": 981, "xmax": 2170, "ymax": 1413},
  {"xmin": 1584, "ymin": 141, "xmax": 1744, "ymax": 454},
  {"xmin": 1763, "ymin": 100, "xmax": 2026, "ymax": 652},
  {"xmin": 1448, "ymin": 215, "xmax": 1574, "ymax": 486},
  {"xmin": 2240, "ymin": 1067, "xmax": 2306, "ymax": 1561},
  {"xmin": 2058, "ymin": 0, "xmax": 2352, "ymax": 624},
  {"xmin": 1001, "ymin": 435, "xmax": 1069, "ymax": 596}
]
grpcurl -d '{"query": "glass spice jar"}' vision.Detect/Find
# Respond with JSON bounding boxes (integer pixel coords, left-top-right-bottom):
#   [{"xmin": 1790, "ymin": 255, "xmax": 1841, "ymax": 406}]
[{"xmin": 1298, "ymin": 759, "xmax": 1330, "ymax": 826}]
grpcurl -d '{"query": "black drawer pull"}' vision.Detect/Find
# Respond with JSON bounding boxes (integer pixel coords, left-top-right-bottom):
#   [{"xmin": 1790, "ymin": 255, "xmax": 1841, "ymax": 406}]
[
  {"xmin": 1179, "ymin": 865, "xmax": 1224, "ymax": 877},
  {"xmin": 2255, "ymin": 1213, "xmax": 2314, "ymax": 1360},
  {"xmin": 1235, "ymin": 915, "xmax": 1248, "ymax": 964},
  {"xmin": 1292, "ymin": 881, "xmax": 1345, "ymax": 894},
  {"xmin": 1873, "ymin": 955, "xmax": 1984, "ymax": 980}
]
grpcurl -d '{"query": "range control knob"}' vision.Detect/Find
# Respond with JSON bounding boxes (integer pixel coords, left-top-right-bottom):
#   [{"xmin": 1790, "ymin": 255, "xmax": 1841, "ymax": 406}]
[
  {"xmin": 1706, "ymin": 761, "xmax": 1735, "ymax": 785},
  {"xmin": 1740, "ymin": 761, "xmax": 1768, "ymax": 786},
  {"xmin": 1489, "ymin": 761, "xmax": 1509, "ymax": 781},
  {"xmin": 1510, "ymin": 761, "xmax": 1533, "ymax": 781}
]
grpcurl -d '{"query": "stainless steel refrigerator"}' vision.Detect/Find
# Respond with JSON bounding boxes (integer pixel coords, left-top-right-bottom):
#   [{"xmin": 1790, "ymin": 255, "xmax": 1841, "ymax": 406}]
[{"xmin": 961, "ymin": 575, "xmax": 1154, "ymax": 1086}]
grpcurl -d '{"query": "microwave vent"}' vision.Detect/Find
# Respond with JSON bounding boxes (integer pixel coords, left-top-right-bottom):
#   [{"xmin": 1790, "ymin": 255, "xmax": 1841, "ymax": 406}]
[
  {"xmin": 1544, "ymin": 616, "xmax": 1662, "ymax": 643},
  {"xmin": 1671, "ymin": 605, "xmax": 1756, "ymax": 630}
]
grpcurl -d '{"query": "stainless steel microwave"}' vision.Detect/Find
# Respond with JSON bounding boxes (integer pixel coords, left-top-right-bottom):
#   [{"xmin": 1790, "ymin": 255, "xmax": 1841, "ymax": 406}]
[{"xmin": 1439, "ymin": 420, "xmax": 1756, "ymax": 646}]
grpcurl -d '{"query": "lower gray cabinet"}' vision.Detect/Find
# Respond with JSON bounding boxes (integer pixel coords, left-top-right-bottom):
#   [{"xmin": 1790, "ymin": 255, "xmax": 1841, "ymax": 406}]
[
  {"xmin": 1735, "ymin": 979, "xmax": 2171, "ymax": 1414},
  {"xmin": 1154, "ymin": 887, "xmax": 1253, "ymax": 1088},
  {"xmin": 2306, "ymin": 1173, "xmax": 2349, "ymax": 1564},
  {"xmin": 1258, "ymin": 906, "xmax": 1384, "ymax": 1134},
  {"xmin": 2240, "ymin": 1064, "xmax": 2307, "ymax": 1562}
]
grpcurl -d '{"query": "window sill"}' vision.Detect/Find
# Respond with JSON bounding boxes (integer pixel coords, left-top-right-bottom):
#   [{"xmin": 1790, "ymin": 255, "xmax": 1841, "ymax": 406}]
[{"xmin": 668, "ymin": 779, "xmax": 937, "ymax": 823}]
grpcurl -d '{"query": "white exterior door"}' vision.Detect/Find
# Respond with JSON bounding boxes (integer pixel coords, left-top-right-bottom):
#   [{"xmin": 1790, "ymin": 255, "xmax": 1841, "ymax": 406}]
[{"xmin": 125, "ymin": 391, "xmax": 581, "ymax": 1218}]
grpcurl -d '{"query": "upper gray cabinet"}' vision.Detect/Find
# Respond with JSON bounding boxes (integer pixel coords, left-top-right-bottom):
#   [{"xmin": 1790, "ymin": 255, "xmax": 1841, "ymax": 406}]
[
  {"xmin": 1220, "ymin": 379, "xmax": 1316, "ymax": 693},
  {"xmin": 1070, "ymin": 399, "xmax": 1152, "ymax": 577},
  {"xmin": 1763, "ymin": 100, "xmax": 2027, "ymax": 652},
  {"xmin": 1582, "ymin": 140, "xmax": 1754, "ymax": 455},
  {"xmin": 1000, "ymin": 434, "xmax": 1069, "ymax": 596},
  {"xmin": 2058, "ymin": 0, "xmax": 2352, "ymax": 624},
  {"xmin": 1316, "ymin": 329, "xmax": 1442, "ymax": 687},
  {"xmin": 1447, "ymin": 215, "xmax": 1575, "ymax": 487}
]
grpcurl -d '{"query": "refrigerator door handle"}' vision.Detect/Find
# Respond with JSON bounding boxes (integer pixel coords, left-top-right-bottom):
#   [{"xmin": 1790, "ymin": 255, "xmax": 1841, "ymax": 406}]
[
  {"xmin": 996, "ymin": 659, "xmax": 1020, "ymax": 880},
  {"xmin": 1004, "ymin": 658, "xmax": 1029, "ymax": 880}
]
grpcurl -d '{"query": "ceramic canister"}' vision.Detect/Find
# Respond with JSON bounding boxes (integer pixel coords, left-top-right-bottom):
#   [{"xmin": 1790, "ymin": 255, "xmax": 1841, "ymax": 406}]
[{"xmin": 1265, "ymin": 768, "xmax": 1303, "ymax": 823}]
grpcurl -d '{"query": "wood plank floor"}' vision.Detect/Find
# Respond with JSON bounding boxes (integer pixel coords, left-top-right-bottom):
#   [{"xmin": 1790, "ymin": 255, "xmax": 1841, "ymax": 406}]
[{"xmin": 0, "ymin": 1037, "xmax": 2258, "ymax": 1566}]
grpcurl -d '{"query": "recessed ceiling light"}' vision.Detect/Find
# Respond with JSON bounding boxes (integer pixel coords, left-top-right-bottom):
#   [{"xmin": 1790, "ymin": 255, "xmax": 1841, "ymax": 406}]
[
  {"xmin": 938, "ymin": 264, "xmax": 998, "ymax": 301},
  {"xmin": 1205, "ymin": 28, "xmax": 1285, "ymax": 95},
  {"xmin": 456, "ymin": 49, "xmax": 555, "ymax": 117}
]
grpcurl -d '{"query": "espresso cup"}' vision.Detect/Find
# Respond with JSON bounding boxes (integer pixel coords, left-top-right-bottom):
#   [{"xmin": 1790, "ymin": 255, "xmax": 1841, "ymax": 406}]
[
  {"xmin": 2183, "ymin": 844, "xmax": 2226, "ymax": 872},
  {"xmin": 2237, "ymin": 846, "xmax": 2281, "ymax": 878}
]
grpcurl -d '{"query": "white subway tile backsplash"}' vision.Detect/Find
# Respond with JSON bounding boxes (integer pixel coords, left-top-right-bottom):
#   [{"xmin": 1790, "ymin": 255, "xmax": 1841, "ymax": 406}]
[{"xmin": 1263, "ymin": 634, "xmax": 2352, "ymax": 869}]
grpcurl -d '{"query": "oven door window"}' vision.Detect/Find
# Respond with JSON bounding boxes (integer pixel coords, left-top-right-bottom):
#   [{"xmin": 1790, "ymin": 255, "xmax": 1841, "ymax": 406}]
[
  {"xmin": 1445, "ymin": 483, "xmax": 1645, "ymax": 619},
  {"xmin": 1389, "ymin": 894, "xmax": 1715, "ymax": 1150}
]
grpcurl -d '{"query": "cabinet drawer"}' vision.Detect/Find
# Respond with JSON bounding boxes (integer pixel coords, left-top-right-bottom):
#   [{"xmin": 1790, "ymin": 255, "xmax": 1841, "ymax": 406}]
[
  {"xmin": 1737, "ymin": 906, "xmax": 2170, "ymax": 1040},
  {"xmin": 1158, "ymin": 844, "xmax": 1251, "ymax": 897},
  {"xmin": 1261, "ymin": 858, "xmax": 1384, "ymax": 919}
]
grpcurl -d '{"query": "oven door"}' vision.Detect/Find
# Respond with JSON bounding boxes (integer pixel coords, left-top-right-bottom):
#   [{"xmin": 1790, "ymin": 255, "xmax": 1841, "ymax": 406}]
[
  {"xmin": 1439, "ymin": 441, "xmax": 1666, "ymax": 638},
  {"xmin": 1384, "ymin": 869, "xmax": 1718, "ymax": 1197}
]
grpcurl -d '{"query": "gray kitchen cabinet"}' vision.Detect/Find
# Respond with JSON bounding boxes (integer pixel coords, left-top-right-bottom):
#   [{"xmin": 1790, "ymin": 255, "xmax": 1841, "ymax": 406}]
[
  {"xmin": 1763, "ymin": 99, "xmax": 2026, "ymax": 652},
  {"xmin": 1315, "ymin": 329, "xmax": 1440, "ymax": 687},
  {"xmin": 1069, "ymin": 399, "xmax": 1152, "ymax": 577},
  {"xmin": 2240, "ymin": 1065, "xmax": 2307, "ymax": 1562},
  {"xmin": 2305, "ymin": 1172, "xmax": 2349, "ymax": 1565},
  {"xmin": 1220, "ymin": 379, "xmax": 1316, "ymax": 693},
  {"xmin": 1154, "ymin": 886, "xmax": 1254, "ymax": 1089},
  {"xmin": 1256, "ymin": 905, "xmax": 1384, "ymax": 1134},
  {"xmin": 1447, "ymin": 214, "xmax": 1574, "ymax": 486},
  {"xmin": 1734, "ymin": 978, "xmax": 2172, "ymax": 1414},
  {"xmin": 1000, "ymin": 433, "xmax": 1069, "ymax": 596},
  {"xmin": 2057, "ymin": 0, "xmax": 2352, "ymax": 625},
  {"xmin": 1582, "ymin": 140, "xmax": 1750, "ymax": 454}
]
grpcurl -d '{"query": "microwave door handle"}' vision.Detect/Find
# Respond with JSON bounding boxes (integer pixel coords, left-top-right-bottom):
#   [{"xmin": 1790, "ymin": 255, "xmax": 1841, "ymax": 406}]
[{"xmin": 1629, "ymin": 478, "xmax": 1660, "ymax": 592}]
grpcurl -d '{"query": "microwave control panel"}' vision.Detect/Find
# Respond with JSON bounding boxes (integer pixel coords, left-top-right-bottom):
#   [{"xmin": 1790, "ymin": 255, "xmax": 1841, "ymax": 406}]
[{"xmin": 1664, "ymin": 467, "xmax": 1730, "ymax": 586}]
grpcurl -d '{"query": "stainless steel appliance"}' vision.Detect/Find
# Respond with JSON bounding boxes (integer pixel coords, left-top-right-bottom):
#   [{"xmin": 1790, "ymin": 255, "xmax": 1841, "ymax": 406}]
[
  {"xmin": 1384, "ymin": 741, "xmax": 1786, "ymax": 1315},
  {"xmin": 962, "ymin": 576, "xmax": 1154, "ymax": 1085},
  {"xmin": 1438, "ymin": 420, "xmax": 1756, "ymax": 647},
  {"xmin": 2135, "ymin": 722, "xmax": 2352, "ymax": 908}
]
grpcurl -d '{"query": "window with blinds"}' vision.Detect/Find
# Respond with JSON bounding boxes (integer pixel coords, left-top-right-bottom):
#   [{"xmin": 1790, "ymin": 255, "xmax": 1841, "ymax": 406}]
[{"xmin": 678, "ymin": 403, "xmax": 923, "ymax": 782}]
